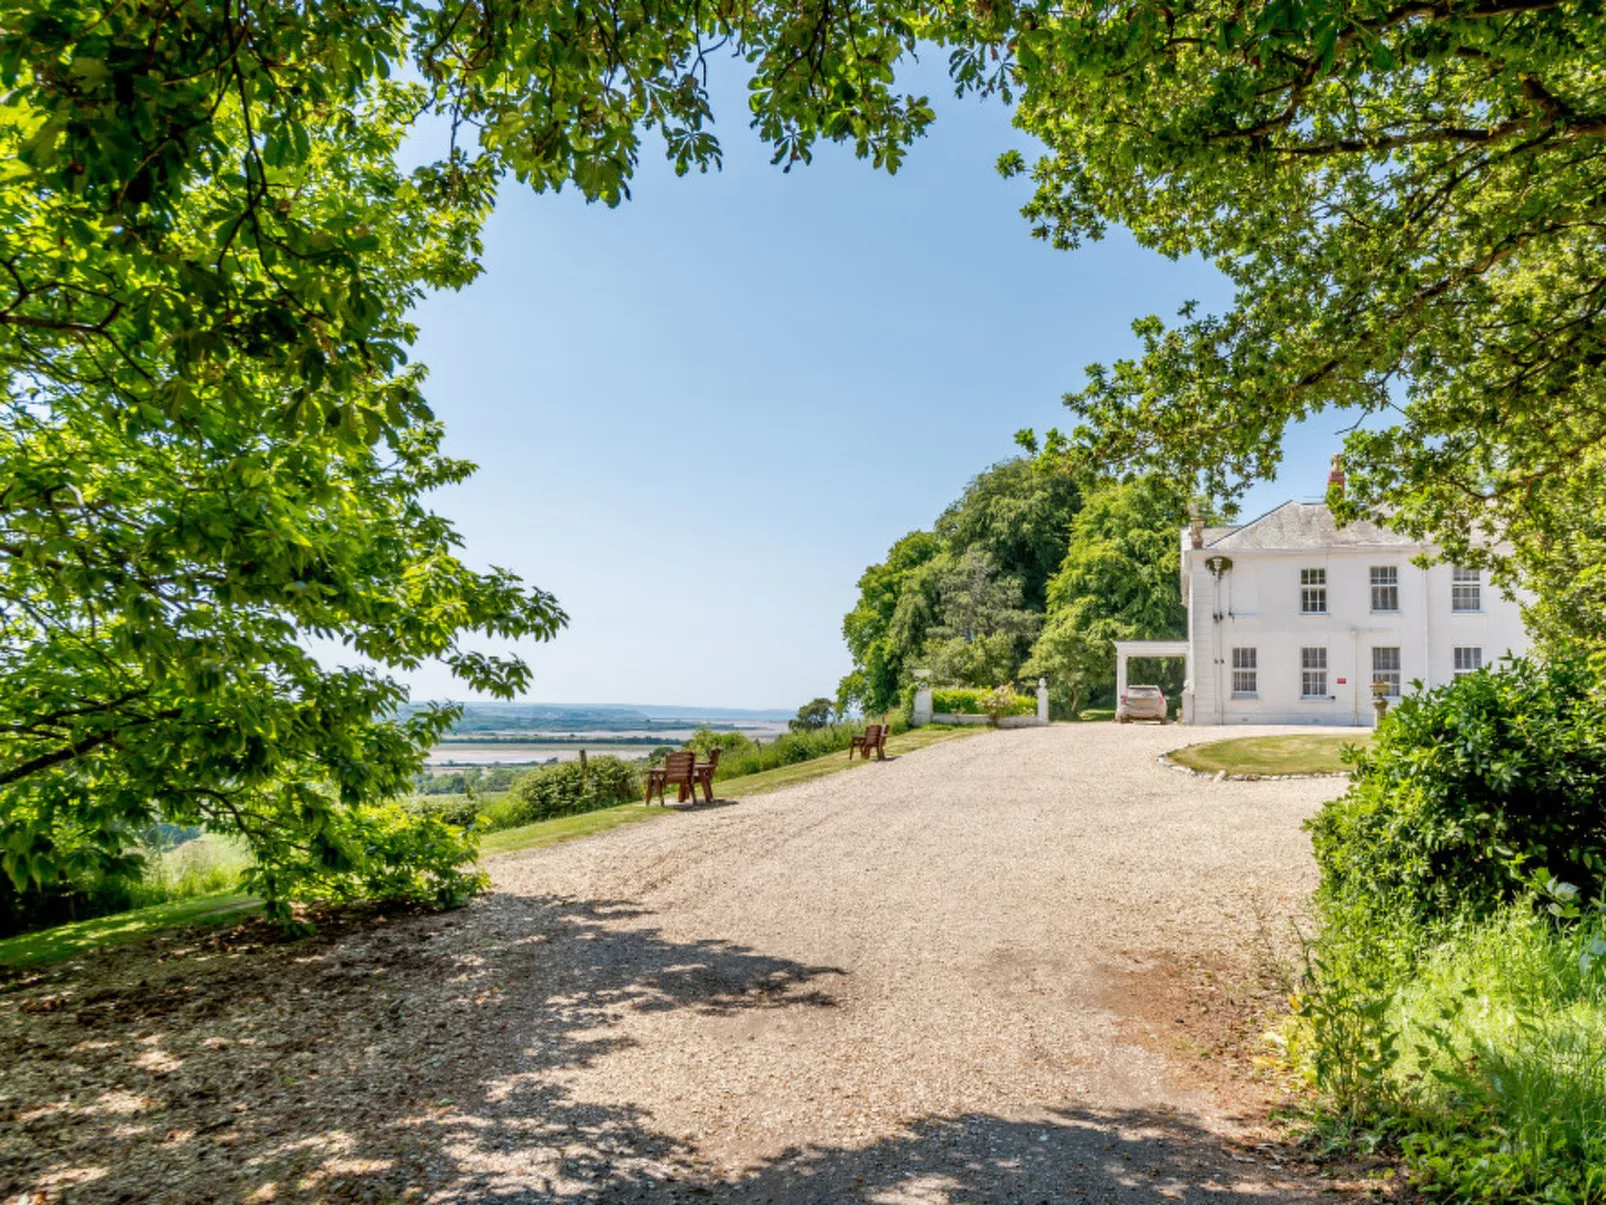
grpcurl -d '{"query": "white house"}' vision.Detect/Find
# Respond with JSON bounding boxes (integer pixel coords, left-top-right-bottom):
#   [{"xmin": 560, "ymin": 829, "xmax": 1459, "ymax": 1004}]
[{"xmin": 1118, "ymin": 493, "xmax": 1530, "ymax": 727}]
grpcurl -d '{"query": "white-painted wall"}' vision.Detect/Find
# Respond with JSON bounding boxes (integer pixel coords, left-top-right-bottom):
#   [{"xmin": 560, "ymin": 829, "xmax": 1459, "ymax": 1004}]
[{"xmin": 1182, "ymin": 547, "xmax": 1530, "ymax": 726}]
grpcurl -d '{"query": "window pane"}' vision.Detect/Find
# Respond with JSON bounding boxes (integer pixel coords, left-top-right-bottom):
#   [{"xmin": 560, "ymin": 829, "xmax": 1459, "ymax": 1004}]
[
  {"xmin": 1301, "ymin": 568, "xmax": 1327, "ymax": 614},
  {"xmin": 1231, "ymin": 647, "xmax": 1257, "ymax": 696},
  {"xmin": 1301, "ymin": 647, "xmax": 1327, "ymax": 698},
  {"xmin": 1371, "ymin": 646, "xmax": 1401, "ymax": 696},
  {"xmin": 1454, "ymin": 646, "xmax": 1483, "ymax": 676},
  {"xmin": 1452, "ymin": 567, "xmax": 1481, "ymax": 612},
  {"xmin": 1370, "ymin": 565, "xmax": 1399, "ymax": 611}
]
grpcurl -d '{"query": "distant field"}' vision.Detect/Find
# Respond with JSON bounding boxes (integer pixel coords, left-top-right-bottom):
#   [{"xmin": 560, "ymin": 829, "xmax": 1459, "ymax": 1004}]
[{"xmin": 427, "ymin": 742, "xmax": 662, "ymax": 766}]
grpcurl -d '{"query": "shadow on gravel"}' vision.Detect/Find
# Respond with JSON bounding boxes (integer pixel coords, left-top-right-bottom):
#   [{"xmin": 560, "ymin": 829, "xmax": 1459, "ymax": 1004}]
[
  {"xmin": 0, "ymin": 895, "xmax": 1326, "ymax": 1204},
  {"xmin": 708, "ymin": 1108, "xmax": 1322, "ymax": 1204},
  {"xmin": 0, "ymin": 894, "xmax": 842, "ymax": 1202}
]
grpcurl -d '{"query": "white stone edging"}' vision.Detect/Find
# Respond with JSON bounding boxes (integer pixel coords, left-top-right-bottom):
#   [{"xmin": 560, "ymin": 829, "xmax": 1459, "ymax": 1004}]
[
  {"xmin": 1156, "ymin": 747, "xmax": 1352, "ymax": 782},
  {"xmin": 930, "ymin": 713, "xmax": 1047, "ymax": 729}
]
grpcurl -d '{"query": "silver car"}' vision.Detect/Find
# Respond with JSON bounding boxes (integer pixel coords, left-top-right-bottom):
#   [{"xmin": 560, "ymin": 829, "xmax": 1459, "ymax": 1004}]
[{"xmin": 1117, "ymin": 684, "xmax": 1168, "ymax": 723}]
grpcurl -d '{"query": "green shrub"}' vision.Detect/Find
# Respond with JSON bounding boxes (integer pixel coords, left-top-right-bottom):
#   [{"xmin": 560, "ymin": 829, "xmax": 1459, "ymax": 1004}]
[
  {"xmin": 1293, "ymin": 896, "xmax": 1606, "ymax": 1203},
  {"xmin": 1308, "ymin": 656, "xmax": 1606, "ymax": 926},
  {"xmin": 690, "ymin": 718, "xmax": 909, "ymax": 782},
  {"xmin": 931, "ymin": 687, "xmax": 1034, "ymax": 716},
  {"xmin": 404, "ymin": 793, "xmax": 486, "ymax": 830},
  {"xmin": 1294, "ymin": 656, "xmax": 1606, "ymax": 1202},
  {"xmin": 686, "ymin": 726, "xmax": 756, "ymax": 758},
  {"xmin": 931, "ymin": 687, "xmax": 983, "ymax": 714},
  {"xmin": 501, "ymin": 756, "xmax": 641, "ymax": 826},
  {"xmin": 244, "ymin": 803, "xmax": 488, "ymax": 921}
]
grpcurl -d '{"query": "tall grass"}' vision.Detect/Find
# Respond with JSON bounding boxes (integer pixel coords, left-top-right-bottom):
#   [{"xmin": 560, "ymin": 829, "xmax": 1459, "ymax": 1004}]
[
  {"xmin": 1385, "ymin": 905, "xmax": 1606, "ymax": 1201},
  {"xmin": 1, "ymin": 831, "xmax": 252, "ymax": 938},
  {"xmin": 1296, "ymin": 900, "xmax": 1606, "ymax": 1203},
  {"xmin": 133, "ymin": 834, "xmax": 252, "ymax": 908}
]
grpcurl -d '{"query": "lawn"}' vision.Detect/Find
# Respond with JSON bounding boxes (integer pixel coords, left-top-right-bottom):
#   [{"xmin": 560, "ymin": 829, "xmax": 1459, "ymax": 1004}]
[
  {"xmin": 0, "ymin": 892, "xmax": 262, "ymax": 970},
  {"xmin": 477, "ymin": 802, "xmax": 667, "ymax": 857},
  {"xmin": 1167, "ymin": 732, "xmax": 1370, "ymax": 776}
]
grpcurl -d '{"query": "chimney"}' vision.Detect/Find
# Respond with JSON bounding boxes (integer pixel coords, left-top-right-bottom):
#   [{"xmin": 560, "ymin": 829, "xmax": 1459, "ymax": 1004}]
[
  {"xmin": 1328, "ymin": 453, "xmax": 1346, "ymax": 495},
  {"xmin": 1188, "ymin": 499, "xmax": 1204, "ymax": 549}
]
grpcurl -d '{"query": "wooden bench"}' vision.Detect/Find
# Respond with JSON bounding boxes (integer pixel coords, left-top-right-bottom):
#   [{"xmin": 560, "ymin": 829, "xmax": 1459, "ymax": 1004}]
[
  {"xmin": 691, "ymin": 746, "xmax": 720, "ymax": 802},
  {"xmin": 848, "ymin": 723, "xmax": 888, "ymax": 761},
  {"xmin": 645, "ymin": 750, "xmax": 697, "ymax": 804}
]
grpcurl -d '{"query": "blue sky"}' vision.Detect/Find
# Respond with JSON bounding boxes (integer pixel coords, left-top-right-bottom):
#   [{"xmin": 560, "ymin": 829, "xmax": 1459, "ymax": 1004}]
[{"xmin": 400, "ymin": 55, "xmax": 1345, "ymax": 709}]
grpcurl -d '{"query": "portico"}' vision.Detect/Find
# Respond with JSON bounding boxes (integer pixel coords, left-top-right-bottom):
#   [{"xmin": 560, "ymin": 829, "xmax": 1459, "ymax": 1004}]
[{"xmin": 1113, "ymin": 639, "xmax": 1191, "ymax": 718}]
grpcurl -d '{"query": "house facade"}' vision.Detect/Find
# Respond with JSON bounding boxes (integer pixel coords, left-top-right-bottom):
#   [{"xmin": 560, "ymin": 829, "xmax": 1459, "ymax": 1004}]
[{"xmin": 1178, "ymin": 501, "xmax": 1530, "ymax": 726}]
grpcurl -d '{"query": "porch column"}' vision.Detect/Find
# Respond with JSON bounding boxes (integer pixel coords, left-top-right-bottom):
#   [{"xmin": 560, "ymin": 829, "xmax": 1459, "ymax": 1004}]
[{"xmin": 1115, "ymin": 646, "xmax": 1129, "ymax": 704}]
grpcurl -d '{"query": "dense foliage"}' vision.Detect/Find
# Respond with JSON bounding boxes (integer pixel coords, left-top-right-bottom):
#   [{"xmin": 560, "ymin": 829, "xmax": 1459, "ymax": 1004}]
[
  {"xmin": 791, "ymin": 698, "xmax": 836, "ymax": 731},
  {"xmin": 2, "ymin": 0, "xmax": 946, "ymax": 924},
  {"xmin": 981, "ymin": 0, "xmax": 1606, "ymax": 646},
  {"xmin": 838, "ymin": 458, "xmax": 1080, "ymax": 714},
  {"xmin": 501, "ymin": 756, "xmax": 641, "ymax": 827},
  {"xmin": 1310, "ymin": 656, "xmax": 1606, "ymax": 926},
  {"xmin": 929, "ymin": 688, "xmax": 1032, "ymax": 717},
  {"xmin": 414, "ymin": 764, "xmax": 522, "ymax": 797},
  {"xmin": 1025, "ymin": 478, "xmax": 1187, "ymax": 714},
  {"xmin": 1297, "ymin": 658, "xmax": 1606, "ymax": 1198}
]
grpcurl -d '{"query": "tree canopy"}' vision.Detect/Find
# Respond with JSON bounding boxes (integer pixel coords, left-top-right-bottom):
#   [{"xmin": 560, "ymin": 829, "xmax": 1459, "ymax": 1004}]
[
  {"xmin": 1025, "ymin": 477, "xmax": 1187, "ymax": 711},
  {"xmin": 838, "ymin": 458, "xmax": 1080, "ymax": 713},
  {"xmin": 0, "ymin": 0, "xmax": 944, "ymax": 920},
  {"xmin": 981, "ymin": 0, "xmax": 1606, "ymax": 643},
  {"xmin": 11, "ymin": 0, "xmax": 1605, "ymax": 921}
]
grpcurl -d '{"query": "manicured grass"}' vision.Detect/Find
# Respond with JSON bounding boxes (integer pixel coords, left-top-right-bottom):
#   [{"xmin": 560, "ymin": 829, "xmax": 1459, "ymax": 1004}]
[
  {"xmin": 0, "ymin": 892, "xmax": 262, "ymax": 971},
  {"xmin": 712, "ymin": 725, "xmax": 980, "ymax": 798},
  {"xmin": 1168, "ymin": 732, "xmax": 1370, "ymax": 776},
  {"xmin": 476, "ymin": 802, "xmax": 667, "ymax": 857}
]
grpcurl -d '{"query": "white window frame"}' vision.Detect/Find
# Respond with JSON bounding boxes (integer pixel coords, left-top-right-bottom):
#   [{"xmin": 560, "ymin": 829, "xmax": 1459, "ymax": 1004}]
[
  {"xmin": 1370, "ymin": 566, "xmax": 1399, "ymax": 613},
  {"xmin": 1452, "ymin": 567, "xmax": 1482, "ymax": 612},
  {"xmin": 1453, "ymin": 646, "xmax": 1483, "ymax": 677},
  {"xmin": 1231, "ymin": 647, "xmax": 1258, "ymax": 698},
  {"xmin": 1300, "ymin": 568, "xmax": 1328, "ymax": 615},
  {"xmin": 1371, "ymin": 646, "xmax": 1401, "ymax": 697},
  {"xmin": 1301, "ymin": 646, "xmax": 1329, "ymax": 700}
]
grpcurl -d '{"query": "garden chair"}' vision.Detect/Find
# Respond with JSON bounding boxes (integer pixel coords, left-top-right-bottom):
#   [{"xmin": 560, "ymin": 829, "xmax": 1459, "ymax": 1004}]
[
  {"xmin": 848, "ymin": 724, "xmax": 887, "ymax": 761},
  {"xmin": 645, "ymin": 750, "xmax": 697, "ymax": 805},
  {"xmin": 691, "ymin": 746, "xmax": 720, "ymax": 802}
]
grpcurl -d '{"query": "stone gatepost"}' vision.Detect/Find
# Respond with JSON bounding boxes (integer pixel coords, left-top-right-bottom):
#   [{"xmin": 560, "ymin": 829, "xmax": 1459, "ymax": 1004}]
[
  {"xmin": 1036, "ymin": 678, "xmax": 1049, "ymax": 724},
  {"xmin": 912, "ymin": 670, "xmax": 933, "ymax": 727}
]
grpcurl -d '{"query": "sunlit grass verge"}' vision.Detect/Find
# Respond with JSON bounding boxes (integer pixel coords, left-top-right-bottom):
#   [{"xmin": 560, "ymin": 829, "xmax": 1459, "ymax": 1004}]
[
  {"xmin": 1169, "ymin": 733, "xmax": 1369, "ymax": 776},
  {"xmin": 1387, "ymin": 905, "xmax": 1606, "ymax": 1201},
  {"xmin": 476, "ymin": 802, "xmax": 668, "ymax": 858},
  {"xmin": 134, "ymin": 833, "xmax": 253, "ymax": 907},
  {"xmin": 712, "ymin": 724, "xmax": 979, "ymax": 798},
  {"xmin": 2, "ymin": 806, "xmax": 666, "ymax": 969},
  {"xmin": 1293, "ymin": 902, "xmax": 1606, "ymax": 1202},
  {"xmin": 0, "ymin": 892, "xmax": 262, "ymax": 970}
]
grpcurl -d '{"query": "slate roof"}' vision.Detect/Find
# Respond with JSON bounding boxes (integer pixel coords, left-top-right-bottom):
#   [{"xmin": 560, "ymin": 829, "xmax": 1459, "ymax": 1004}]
[{"xmin": 1203, "ymin": 501, "xmax": 1418, "ymax": 551}]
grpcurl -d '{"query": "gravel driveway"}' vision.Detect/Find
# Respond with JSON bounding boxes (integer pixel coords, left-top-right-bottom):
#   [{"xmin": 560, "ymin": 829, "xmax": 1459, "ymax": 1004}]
[{"xmin": 2, "ymin": 723, "xmax": 1352, "ymax": 1204}]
